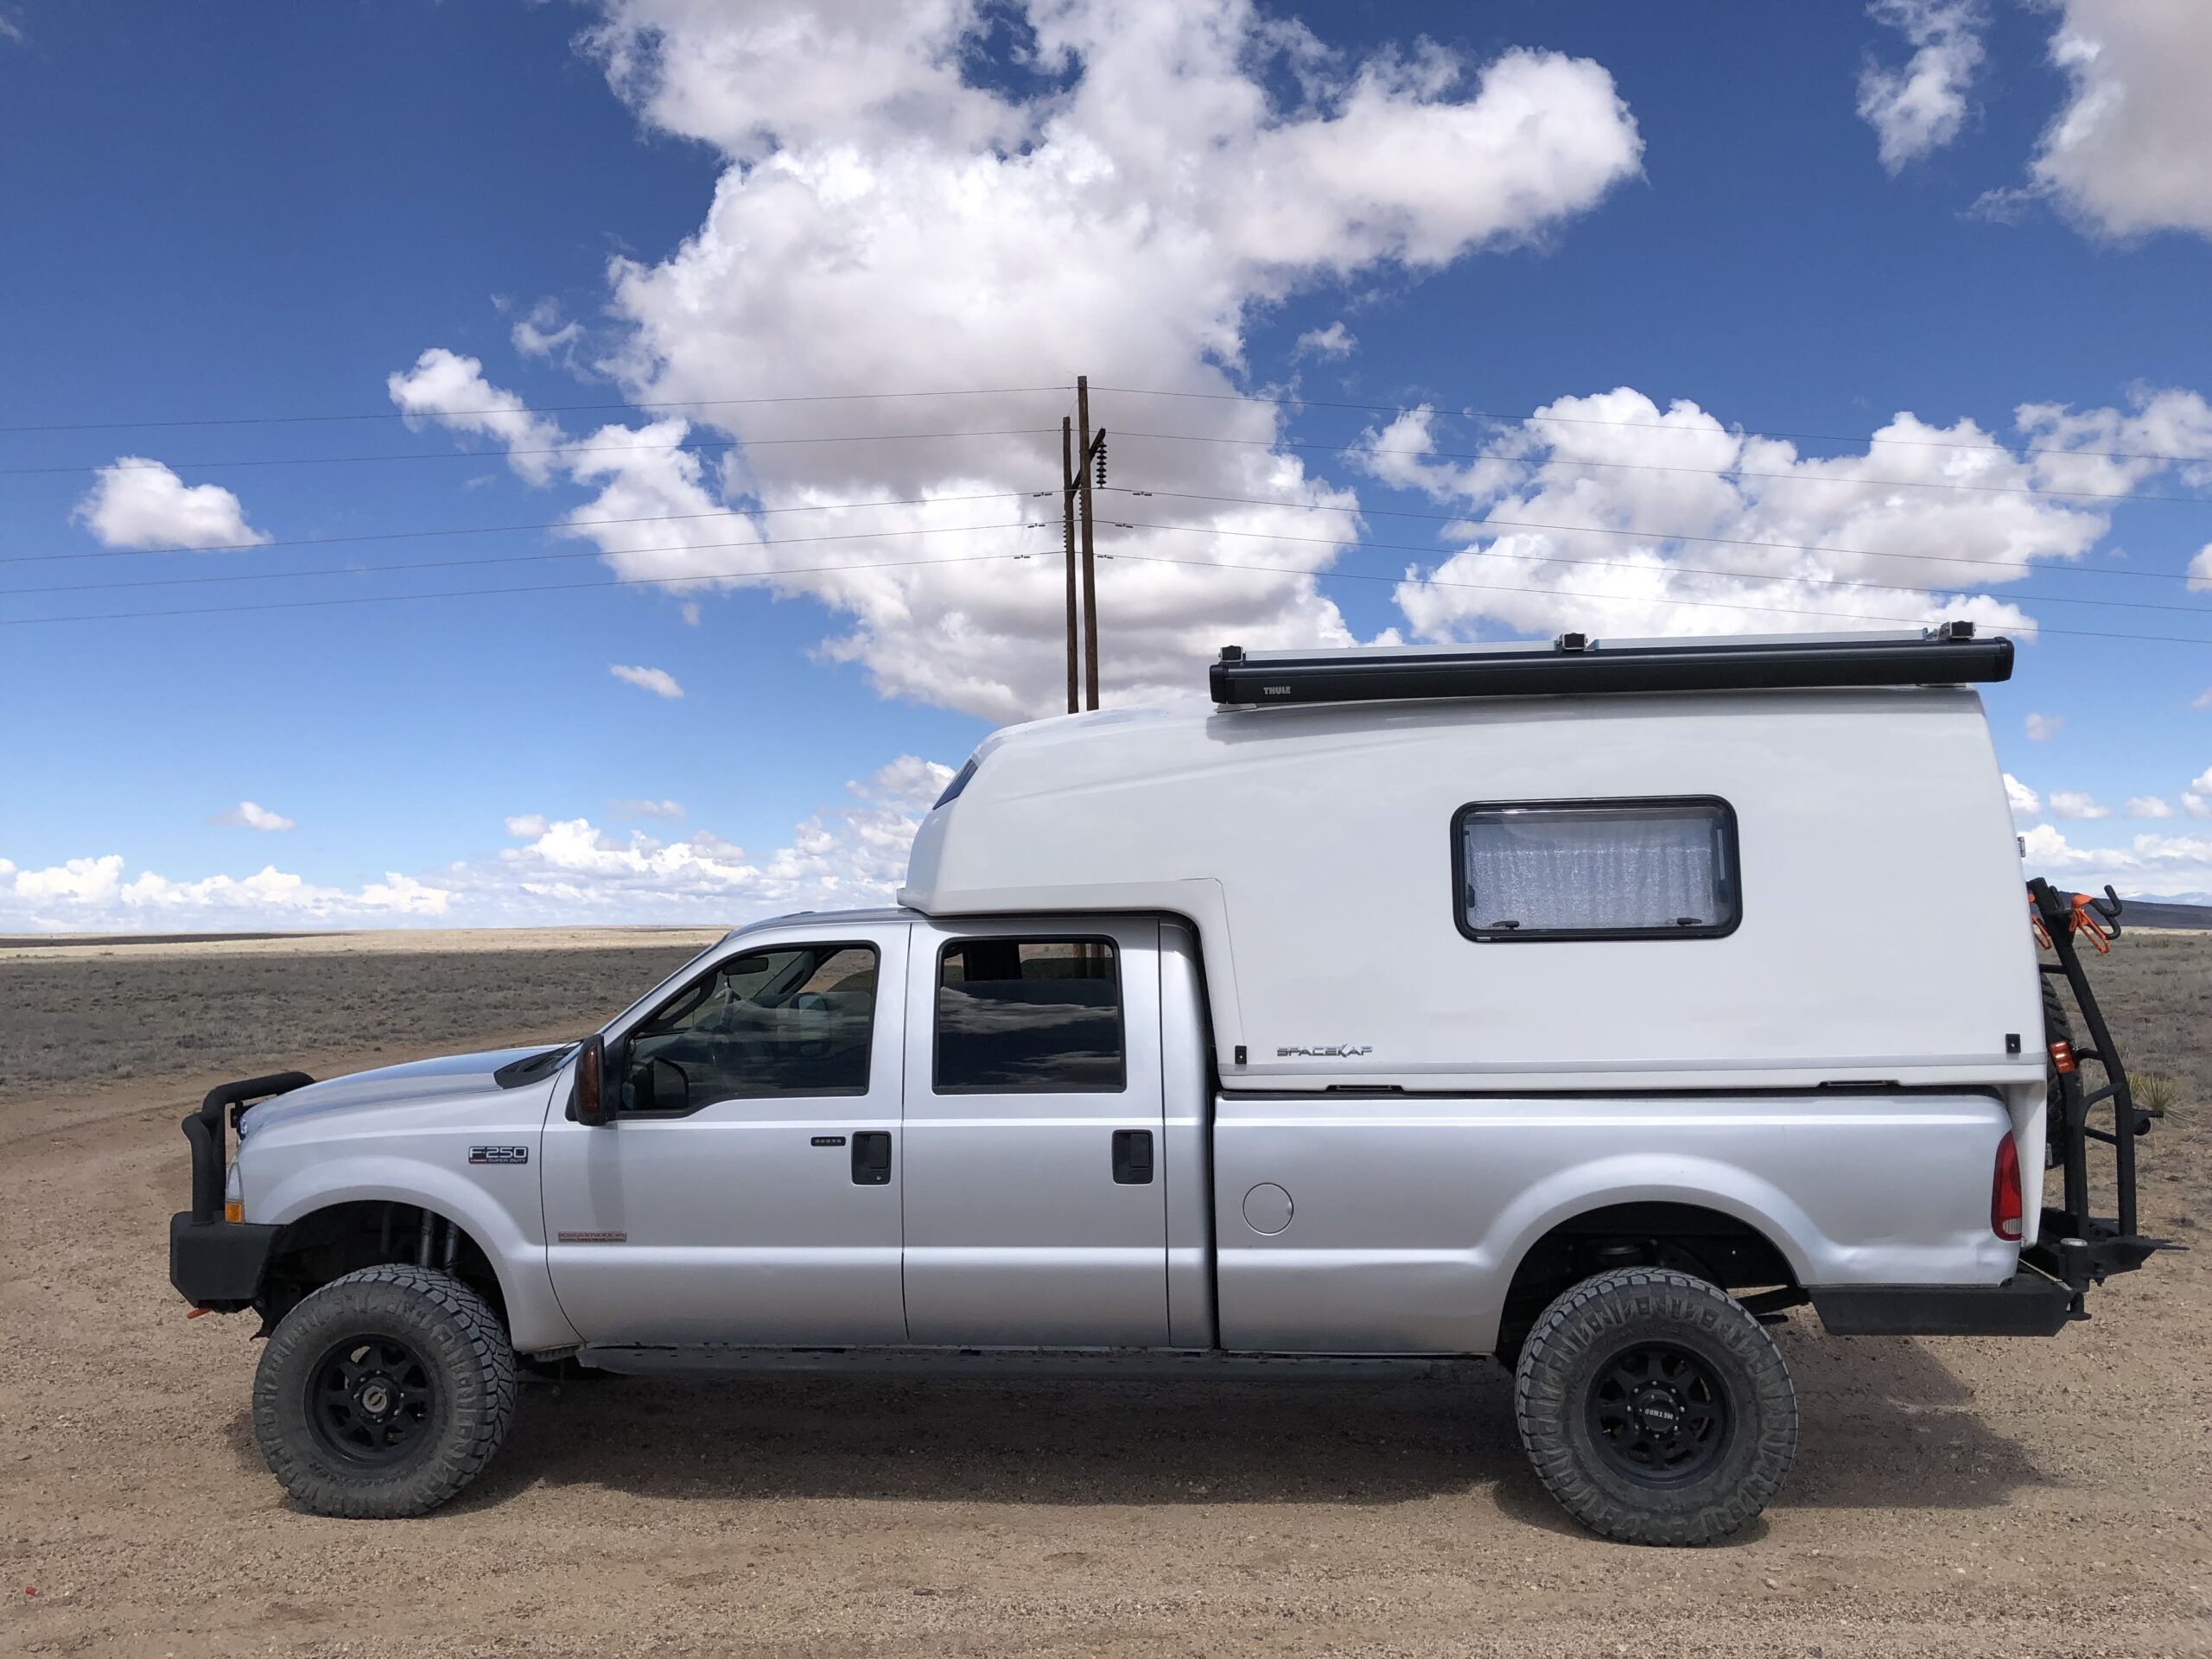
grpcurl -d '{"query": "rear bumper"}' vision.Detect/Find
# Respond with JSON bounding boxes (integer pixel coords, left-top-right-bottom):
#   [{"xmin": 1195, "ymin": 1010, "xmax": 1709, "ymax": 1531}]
[
  {"xmin": 169, "ymin": 1211, "xmax": 281, "ymax": 1312},
  {"xmin": 1809, "ymin": 1270, "xmax": 2078, "ymax": 1338}
]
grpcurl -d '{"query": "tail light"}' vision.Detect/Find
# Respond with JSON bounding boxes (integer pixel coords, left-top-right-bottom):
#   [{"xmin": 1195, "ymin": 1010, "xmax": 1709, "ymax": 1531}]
[{"xmin": 1992, "ymin": 1134, "xmax": 2024, "ymax": 1242}]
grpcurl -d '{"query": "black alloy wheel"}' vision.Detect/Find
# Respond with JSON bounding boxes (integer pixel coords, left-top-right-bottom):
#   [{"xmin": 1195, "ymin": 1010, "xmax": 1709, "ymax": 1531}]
[
  {"xmin": 253, "ymin": 1263, "xmax": 518, "ymax": 1518},
  {"xmin": 1584, "ymin": 1339, "xmax": 1732, "ymax": 1484},
  {"xmin": 307, "ymin": 1335, "xmax": 439, "ymax": 1468},
  {"xmin": 1514, "ymin": 1267, "xmax": 1797, "ymax": 1546}
]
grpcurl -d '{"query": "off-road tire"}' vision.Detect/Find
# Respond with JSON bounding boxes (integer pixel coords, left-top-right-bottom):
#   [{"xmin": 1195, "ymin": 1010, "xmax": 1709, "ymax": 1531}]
[
  {"xmin": 252, "ymin": 1264, "xmax": 517, "ymax": 1518},
  {"xmin": 1513, "ymin": 1267, "xmax": 1796, "ymax": 1546}
]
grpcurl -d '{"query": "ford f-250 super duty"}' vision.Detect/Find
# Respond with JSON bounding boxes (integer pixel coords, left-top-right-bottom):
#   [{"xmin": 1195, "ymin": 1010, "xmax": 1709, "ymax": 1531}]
[{"xmin": 169, "ymin": 632, "xmax": 2165, "ymax": 1543}]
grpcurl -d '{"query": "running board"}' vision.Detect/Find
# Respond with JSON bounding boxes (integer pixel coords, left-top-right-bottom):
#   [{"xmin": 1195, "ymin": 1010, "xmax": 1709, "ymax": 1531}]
[{"xmin": 575, "ymin": 1345, "xmax": 1478, "ymax": 1380}]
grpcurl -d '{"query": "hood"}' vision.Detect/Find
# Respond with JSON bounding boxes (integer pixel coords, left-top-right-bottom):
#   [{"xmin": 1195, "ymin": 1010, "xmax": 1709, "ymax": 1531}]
[{"xmin": 238, "ymin": 1046, "xmax": 560, "ymax": 1135}]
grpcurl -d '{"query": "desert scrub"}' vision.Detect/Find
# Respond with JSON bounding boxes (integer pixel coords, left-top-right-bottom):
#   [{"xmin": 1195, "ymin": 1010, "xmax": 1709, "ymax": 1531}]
[{"xmin": 2130, "ymin": 1074, "xmax": 2182, "ymax": 1118}]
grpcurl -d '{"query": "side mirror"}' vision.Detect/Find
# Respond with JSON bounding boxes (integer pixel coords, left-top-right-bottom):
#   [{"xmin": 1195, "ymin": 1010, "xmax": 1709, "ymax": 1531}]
[{"xmin": 574, "ymin": 1034, "xmax": 613, "ymax": 1127}]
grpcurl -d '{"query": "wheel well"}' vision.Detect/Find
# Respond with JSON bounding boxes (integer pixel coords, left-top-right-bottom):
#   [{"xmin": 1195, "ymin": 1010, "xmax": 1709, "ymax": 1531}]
[
  {"xmin": 257, "ymin": 1201, "xmax": 507, "ymax": 1333},
  {"xmin": 1497, "ymin": 1202, "xmax": 1798, "ymax": 1351}
]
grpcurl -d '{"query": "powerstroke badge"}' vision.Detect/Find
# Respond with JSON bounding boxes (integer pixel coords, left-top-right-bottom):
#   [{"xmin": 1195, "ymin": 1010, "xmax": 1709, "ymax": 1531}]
[
  {"xmin": 468, "ymin": 1145, "xmax": 530, "ymax": 1165},
  {"xmin": 556, "ymin": 1230, "xmax": 627, "ymax": 1244}
]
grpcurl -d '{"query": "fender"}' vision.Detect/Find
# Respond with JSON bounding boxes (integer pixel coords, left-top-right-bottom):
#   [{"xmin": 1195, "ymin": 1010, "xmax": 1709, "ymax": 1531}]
[
  {"xmin": 259, "ymin": 1154, "xmax": 580, "ymax": 1352},
  {"xmin": 1469, "ymin": 1154, "xmax": 1828, "ymax": 1352}
]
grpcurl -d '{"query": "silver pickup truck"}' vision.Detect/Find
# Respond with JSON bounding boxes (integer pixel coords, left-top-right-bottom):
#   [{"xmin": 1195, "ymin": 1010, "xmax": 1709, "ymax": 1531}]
[{"xmin": 169, "ymin": 635, "xmax": 2165, "ymax": 1544}]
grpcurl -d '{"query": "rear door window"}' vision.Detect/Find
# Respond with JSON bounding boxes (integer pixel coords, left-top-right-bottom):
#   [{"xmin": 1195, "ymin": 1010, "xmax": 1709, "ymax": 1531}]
[{"xmin": 934, "ymin": 938, "xmax": 1125, "ymax": 1092}]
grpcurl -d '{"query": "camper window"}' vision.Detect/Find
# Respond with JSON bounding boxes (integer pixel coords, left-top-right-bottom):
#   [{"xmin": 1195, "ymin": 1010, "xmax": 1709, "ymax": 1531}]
[{"xmin": 1453, "ymin": 798, "xmax": 1739, "ymax": 942}]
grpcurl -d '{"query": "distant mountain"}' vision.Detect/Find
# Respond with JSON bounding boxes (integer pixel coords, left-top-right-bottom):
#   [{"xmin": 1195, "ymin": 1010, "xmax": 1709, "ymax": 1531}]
[{"xmin": 2112, "ymin": 898, "xmax": 2212, "ymax": 931}]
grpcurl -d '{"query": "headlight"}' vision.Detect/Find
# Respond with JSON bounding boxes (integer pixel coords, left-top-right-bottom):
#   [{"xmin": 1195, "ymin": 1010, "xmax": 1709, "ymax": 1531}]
[{"xmin": 224, "ymin": 1160, "xmax": 243, "ymax": 1224}]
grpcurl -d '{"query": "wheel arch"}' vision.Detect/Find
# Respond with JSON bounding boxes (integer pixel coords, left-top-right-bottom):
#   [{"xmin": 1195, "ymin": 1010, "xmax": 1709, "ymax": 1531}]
[
  {"xmin": 1482, "ymin": 1156, "xmax": 1816, "ymax": 1352},
  {"xmin": 257, "ymin": 1161, "xmax": 577, "ymax": 1351}
]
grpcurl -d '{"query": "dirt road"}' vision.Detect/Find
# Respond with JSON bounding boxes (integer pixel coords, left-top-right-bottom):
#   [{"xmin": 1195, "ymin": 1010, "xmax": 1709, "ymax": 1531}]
[{"xmin": 2, "ymin": 931, "xmax": 2207, "ymax": 1657}]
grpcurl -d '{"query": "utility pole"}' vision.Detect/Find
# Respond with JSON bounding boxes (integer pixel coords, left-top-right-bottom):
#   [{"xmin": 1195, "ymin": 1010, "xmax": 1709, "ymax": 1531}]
[
  {"xmin": 1061, "ymin": 416, "xmax": 1079, "ymax": 715},
  {"xmin": 1076, "ymin": 374, "xmax": 1103, "ymax": 711}
]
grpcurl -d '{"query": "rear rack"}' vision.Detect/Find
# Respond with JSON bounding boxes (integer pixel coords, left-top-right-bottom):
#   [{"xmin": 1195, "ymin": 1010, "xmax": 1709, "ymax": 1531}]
[
  {"xmin": 2024, "ymin": 879, "xmax": 2172, "ymax": 1305},
  {"xmin": 1209, "ymin": 625, "xmax": 2012, "ymax": 708}
]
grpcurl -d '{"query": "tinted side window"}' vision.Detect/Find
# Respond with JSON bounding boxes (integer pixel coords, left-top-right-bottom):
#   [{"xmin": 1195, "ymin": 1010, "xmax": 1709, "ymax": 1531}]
[
  {"xmin": 935, "ymin": 938, "xmax": 1125, "ymax": 1094},
  {"xmin": 624, "ymin": 944, "xmax": 878, "ymax": 1109}
]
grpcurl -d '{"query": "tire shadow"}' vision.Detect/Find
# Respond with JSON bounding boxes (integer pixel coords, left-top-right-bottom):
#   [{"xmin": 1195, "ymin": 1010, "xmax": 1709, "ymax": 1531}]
[{"xmin": 441, "ymin": 1322, "xmax": 2046, "ymax": 1522}]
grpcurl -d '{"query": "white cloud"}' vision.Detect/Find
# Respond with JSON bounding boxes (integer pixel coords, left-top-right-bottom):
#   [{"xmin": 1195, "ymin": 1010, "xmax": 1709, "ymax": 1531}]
[
  {"xmin": 2184, "ymin": 767, "xmax": 2212, "ymax": 820},
  {"xmin": 388, "ymin": 348, "xmax": 568, "ymax": 486},
  {"xmin": 512, "ymin": 298, "xmax": 583, "ymax": 362},
  {"xmin": 212, "ymin": 801, "xmax": 296, "ymax": 832},
  {"xmin": 1370, "ymin": 385, "xmax": 2205, "ymax": 645},
  {"xmin": 73, "ymin": 459, "xmax": 268, "ymax": 551},
  {"xmin": 1859, "ymin": 0, "xmax": 1986, "ymax": 172},
  {"xmin": 2024, "ymin": 712, "xmax": 2064, "ymax": 741},
  {"xmin": 2049, "ymin": 790, "xmax": 2110, "ymax": 821},
  {"xmin": 1294, "ymin": 321, "xmax": 1357, "ymax": 359},
  {"xmin": 610, "ymin": 664, "xmax": 683, "ymax": 699},
  {"xmin": 611, "ymin": 798, "xmax": 686, "ymax": 821},
  {"xmin": 1, "ymin": 758, "xmax": 953, "ymax": 931},
  {"xmin": 2004, "ymin": 773, "xmax": 2043, "ymax": 823},
  {"xmin": 395, "ymin": 2, "xmax": 1642, "ymax": 721},
  {"xmin": 2187, "ymin": 544, "xmax": 2212, "ymax": 593},
  {"xmin": 2195, "ymin": 689, "xmax": 2212, "ymax": 710},
  {"xmin": 1, "ymin": 853, "xmax": 449, "ymax": 927},
  {"xmin": 2126, "ymin": 795, "xmax": 2175, "ymax": 819},
  {"xmin": 2027, "ymin": 0, "xmax": 2212, "ymax": 240},
  {"xmin": 2022, "ymin": 822, "xmax": 2212, "ymax": 900}
]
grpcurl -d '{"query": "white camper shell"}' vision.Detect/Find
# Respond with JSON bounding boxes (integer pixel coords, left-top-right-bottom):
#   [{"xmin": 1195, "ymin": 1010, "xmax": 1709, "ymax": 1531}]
[{"xmin": 903, "ymin": 639, "xmax": 2044, "ymax": 1103}]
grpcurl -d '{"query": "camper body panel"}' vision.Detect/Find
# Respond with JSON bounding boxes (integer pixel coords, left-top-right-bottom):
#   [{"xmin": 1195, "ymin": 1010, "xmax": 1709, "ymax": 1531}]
[{"xmin": 901, "ymin": 689, "xmax": 2043, "ymax": 1100}]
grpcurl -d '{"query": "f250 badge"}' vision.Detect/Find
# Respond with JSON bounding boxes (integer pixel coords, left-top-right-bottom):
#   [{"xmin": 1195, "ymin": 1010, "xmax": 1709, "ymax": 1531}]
[
  {"xmin": 468, "ymin": 1145, "xmax": 530, "ymax": 1165},
  {"xmin": 1276, "ymin": 1044, "xmax": 1373, "ymax": 1058}
]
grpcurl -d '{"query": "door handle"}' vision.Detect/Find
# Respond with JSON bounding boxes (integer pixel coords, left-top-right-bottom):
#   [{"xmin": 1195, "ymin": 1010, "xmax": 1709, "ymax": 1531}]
[
  {"xmin": 1111, "ymin": 1129, "xmax": 1154, "ymax": 1185},
  {"xmin": 851, "ymin": 1131, "xmax": 893, "ymax": 1185}
]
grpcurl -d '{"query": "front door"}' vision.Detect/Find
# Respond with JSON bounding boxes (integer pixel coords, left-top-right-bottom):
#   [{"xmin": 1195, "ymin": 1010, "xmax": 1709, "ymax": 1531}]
[
  {"xmin": 899, "ymin": 918, "xmax": 1169, "ymax": 1346},
  {"xmin": 541, "ymin": 928, "xmax": 909, "ymax": 1345}
]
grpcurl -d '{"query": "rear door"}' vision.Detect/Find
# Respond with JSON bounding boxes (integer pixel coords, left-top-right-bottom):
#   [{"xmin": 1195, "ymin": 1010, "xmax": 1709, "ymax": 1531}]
[{"xmin": 899, "ymin": 917, "xmax": 1168, "ymax": 1346}]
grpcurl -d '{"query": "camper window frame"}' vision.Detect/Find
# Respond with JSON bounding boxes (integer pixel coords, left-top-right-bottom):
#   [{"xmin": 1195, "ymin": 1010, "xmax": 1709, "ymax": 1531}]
[{"xmin": 1449, "ymin": 795, "xmax": 1743, "ymax": 944}]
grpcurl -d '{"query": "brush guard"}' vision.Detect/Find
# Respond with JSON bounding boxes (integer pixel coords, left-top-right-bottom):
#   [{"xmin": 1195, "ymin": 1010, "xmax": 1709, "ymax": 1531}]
[{"xmin": 2024, "ymin": 879, "xmax": 2173, "ymax": 1310}]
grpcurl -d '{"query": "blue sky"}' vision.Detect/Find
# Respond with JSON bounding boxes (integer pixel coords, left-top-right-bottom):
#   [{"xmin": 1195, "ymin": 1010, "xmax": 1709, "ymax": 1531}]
[{"xmin": 3, "ymin": 0, "xmax": 2210, "ymax": 928}]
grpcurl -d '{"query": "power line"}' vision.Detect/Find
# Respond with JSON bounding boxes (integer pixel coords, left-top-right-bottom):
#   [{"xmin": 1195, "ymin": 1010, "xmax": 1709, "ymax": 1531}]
[
  {"xmin": 0, "ymin": 385, "xmax": 1074, "ymax": 436},
  {"xmin": 1098, "ymin": 550, "xmax": 2212, "ymax": 650},
  {"xmin": 1110, "ymin": 429, "xmax": 2212, "ymax": 508},
  {"xmin": 0, "ymin": 519, "xmax": 1036, "ymax": 599},
  {"xmin": 0, "ymin": 545, "xmax": 1046, "ymax": 628},
  {"xmin": 10, "ymin": 507, "xmax": 2212, "ymax": 648},
  {"xmin": 1097, "ymin": 485, "xmax": 2208, "ymax": 584},
  {"xmin": 15, "ymin": 505, "xmax": 2208, "ymax": 626},
  {"xmin": 1100, "ymin": 517, "xmax": 2212, "ymax": 621},
  {"xmin": 1093, "ymin": 384, "xmax": 2212, "ymax": 470},
  {"xmin": 3, "ymin": 489, "xmax": 1035, "ymax": 566},
  {"xmin": 0, "ymin": 428, "xmax": 1062, "ymax": 479}
]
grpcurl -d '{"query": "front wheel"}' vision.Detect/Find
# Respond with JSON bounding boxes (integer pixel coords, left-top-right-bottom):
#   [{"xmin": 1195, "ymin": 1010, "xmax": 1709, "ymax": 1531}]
[
  {"xmin": 252, "ymin": 1263, "xmax": 518, "ymax": 1517},
  {"xmin": 1512, "ymin": 1267, "xmax": 1797, "ymax": 1545}
]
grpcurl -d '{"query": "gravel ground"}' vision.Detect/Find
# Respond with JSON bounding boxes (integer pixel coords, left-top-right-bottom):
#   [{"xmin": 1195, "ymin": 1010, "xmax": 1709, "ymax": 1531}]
[{"xmin": 1, "ymin": 928, "xmax": 2207, "ymax": 1658}]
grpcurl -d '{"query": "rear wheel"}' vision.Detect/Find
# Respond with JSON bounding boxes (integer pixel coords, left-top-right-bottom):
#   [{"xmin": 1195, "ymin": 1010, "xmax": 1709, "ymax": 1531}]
[
  {"xmin": 252, "ymin": 1264, "xmax": 517, "ymax": 1517},
  {"xmin": 1513, "ymin": 1267, "xmax": 1796, "ymax": 1545}
]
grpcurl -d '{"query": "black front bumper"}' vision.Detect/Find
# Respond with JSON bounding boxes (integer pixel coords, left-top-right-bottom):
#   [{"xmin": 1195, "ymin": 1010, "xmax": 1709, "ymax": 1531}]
[
  {"xmin": 169, "ymin": 1211, "xmax": 282, "ymax": 1312},
  {"xmin": 171, "ymin": 1071, "xmax": 314, "ymax": 1312},
  {"xmin": 1809, "ymin": 1270, "xmax": 2079, "ymax": 1338}
]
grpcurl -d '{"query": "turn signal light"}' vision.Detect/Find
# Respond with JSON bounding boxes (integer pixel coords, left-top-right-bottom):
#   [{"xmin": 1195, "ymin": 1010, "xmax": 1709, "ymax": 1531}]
[
  {"xmin": 1992, "ymin": 1134, "xmax": 2024, "ymax": 1243},
  {"xmin": 224, "ymin": 1201, "xmax": 243, "ymax": 1224},
  {"xmin": 2049, "ymin": 1039, "xmax": 2076, "ymax": 1075}
]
